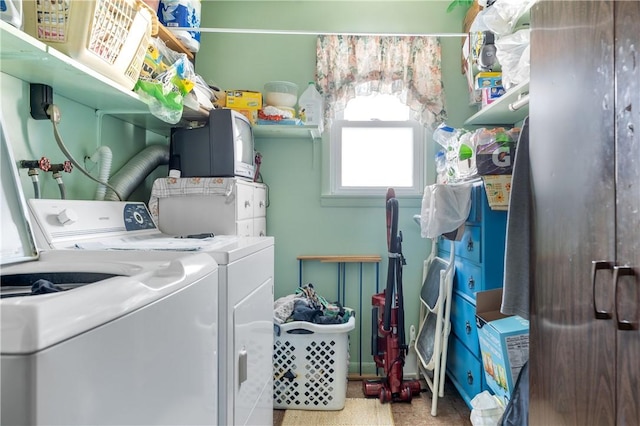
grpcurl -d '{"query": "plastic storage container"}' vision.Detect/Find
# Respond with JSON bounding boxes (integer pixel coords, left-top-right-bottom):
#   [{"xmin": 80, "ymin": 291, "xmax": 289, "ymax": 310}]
[
  {"xmin": 157, "ymin": 0, "xmax": 201, "ymax": 53},
  {"xmin": 298, "ymin": 82, "xmax": 324, "ymax": 131},
  {"xmin": 273, "ymin": 313, "xmax": 355, "ymax": 411},
  {"xmin": 23, "ymin": 0, "xmax": 156, "ymax": 91},
  {"xmin": 263, "ymin": 81, "xmax": 298, "ymax": 108},
  {"xmin": 1, "ymin": 0, "xmax": 23, "ymax": 29}
]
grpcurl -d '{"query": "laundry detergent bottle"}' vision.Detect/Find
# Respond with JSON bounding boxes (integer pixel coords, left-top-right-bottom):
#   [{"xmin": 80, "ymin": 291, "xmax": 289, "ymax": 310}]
[{"xmin": 298, "ymin": 82, "xmax": 324, "ymax": 133}]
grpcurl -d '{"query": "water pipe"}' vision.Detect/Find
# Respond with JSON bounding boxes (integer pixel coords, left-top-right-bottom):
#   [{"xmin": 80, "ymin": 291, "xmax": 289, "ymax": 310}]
[{"xmin": 28, "ymin": 168, "xmax": 41, "ymax": 199}]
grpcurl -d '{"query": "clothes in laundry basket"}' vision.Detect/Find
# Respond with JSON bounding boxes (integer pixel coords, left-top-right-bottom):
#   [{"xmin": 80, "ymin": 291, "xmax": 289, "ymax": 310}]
[{"xmin": 273, "ymin": 283, "xmax": 350, "ymax": 325}]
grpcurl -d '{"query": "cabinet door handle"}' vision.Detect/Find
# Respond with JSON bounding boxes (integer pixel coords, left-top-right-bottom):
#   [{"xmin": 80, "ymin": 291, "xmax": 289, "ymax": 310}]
[
  {"xmin": 466, "ymin": 239, "xmax": 474, "ymax": 252},
  {"xmin": 238, "ymin": 348, "xmax": 248, "ymax": 385},
  {"xmin": 467, "ymin": 276, "xmax": 475, "ymax": 290},
  {"xmin": 465, "ymin": 321, "xmax": 472, "ymax": 335},
  {"xmin": 592, "ymin": 260, "xmax": 614, "ymax": 319},
  {"xmin": 467, "ymin": 370, "xmax": 474, "ymax": 385},
  {"xmin": 244, "ymin": 200, "xmax": 251, "ymax": 208},
  {"xmin": 259, "ymin": 201, "xmax": 265, "ymax": 208},
  {"xmin": 614, "ymin": 266, "xmax": 638, "ymax": 330}
]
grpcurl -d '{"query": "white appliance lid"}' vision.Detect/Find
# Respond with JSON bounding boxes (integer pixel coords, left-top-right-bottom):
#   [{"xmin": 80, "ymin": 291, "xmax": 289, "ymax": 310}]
[
  {"xmin": 1, "ymin": 251, "xmax": 218, "ymax": 354},
  {"xmin": 0, "ymin": 116, "xmax": 39, "ymax": 266}
]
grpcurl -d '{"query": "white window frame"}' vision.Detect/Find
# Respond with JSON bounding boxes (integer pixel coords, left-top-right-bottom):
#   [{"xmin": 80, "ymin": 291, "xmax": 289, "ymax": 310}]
[{"xmin": 329, "ymin": 119, "xmax": 425, "ymax": 198}]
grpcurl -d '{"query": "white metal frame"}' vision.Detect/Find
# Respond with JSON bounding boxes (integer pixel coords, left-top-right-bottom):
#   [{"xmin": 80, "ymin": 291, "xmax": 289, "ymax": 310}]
[
  {"xmin": 329, "ymin": 119, "xmax": 425, "ymax": 197},
  {"xmin": 415, "ymin": 238, "xmax": 455, "ymax": 416}
]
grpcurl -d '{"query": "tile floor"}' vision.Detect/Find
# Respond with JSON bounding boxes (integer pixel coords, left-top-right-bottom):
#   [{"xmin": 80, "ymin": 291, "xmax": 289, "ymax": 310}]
[{"xmin": 274, "ymin": 378, "xmax": 472, "ymax": 426}]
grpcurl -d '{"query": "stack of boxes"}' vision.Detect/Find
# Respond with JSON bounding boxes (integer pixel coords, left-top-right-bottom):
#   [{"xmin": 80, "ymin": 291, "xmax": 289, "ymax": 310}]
[
  {"xmin": 475, "ymin": 127, "xmax": 519, "ymax": 210},
  {"xmin": 225, "ymin": 90, "xmax": 262, "ymax": 125},
  {"xmin": 476, "ymin": 72, "xmax": 505, "ymax": 109}
]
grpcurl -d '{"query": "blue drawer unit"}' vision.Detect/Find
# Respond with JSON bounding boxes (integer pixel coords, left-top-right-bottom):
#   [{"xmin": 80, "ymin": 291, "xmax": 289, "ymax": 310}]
[
  {"xmin": 450, "ymin": 292, "xmax": 480, "ymax": 354},
  {"xmin": 439, "ymin": 181, "xmax": 507, "ymax": 409},
  {"xmin": 447, "ymin": 334, "xmax": 485, "ymax": 407}
]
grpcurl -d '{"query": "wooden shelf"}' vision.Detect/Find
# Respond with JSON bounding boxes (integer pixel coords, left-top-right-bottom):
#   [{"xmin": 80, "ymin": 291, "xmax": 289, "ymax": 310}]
[
  {"xmin": 156, "ymin": 24, "xmax": 195, "ymax": 62},
  {"xmin": 297, "ymin": 255, "xmax": 382, "ymax": 263},
  {"xmin": 464, "ymin": 80, "xmax": 530, "ymax": 127},
  {"xmin": 0, "ymin": 21, "xmax": 207, "ymax": 134}
]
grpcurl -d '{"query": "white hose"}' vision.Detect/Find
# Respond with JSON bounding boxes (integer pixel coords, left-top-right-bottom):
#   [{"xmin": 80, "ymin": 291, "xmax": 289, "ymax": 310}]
[
  {"xmin": 89, "ymin": 146, "xmax": 113, "ymax": 200},
  {"xmin": 48, "ymin": 104, "xmax": 123, "ymax": 201}
]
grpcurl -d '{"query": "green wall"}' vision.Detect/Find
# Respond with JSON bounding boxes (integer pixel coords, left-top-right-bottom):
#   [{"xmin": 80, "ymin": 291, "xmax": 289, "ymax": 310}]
[
  {"xmin": 196, "ymin": 0, "xmax": 476, "ymax": 374},
  {"xmin": 1, "ymin": 0, "xmax": 476, "ymax": 376},
  {"xmin": 0, "ymin": 74, "xmax": 167, "ymax": 202}
]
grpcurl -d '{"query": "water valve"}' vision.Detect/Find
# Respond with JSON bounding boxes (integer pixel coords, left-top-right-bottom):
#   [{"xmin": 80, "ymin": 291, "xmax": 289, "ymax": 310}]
[{"xmin": 20, "ymin": 157, "xmax": 51, "ymax": 171}]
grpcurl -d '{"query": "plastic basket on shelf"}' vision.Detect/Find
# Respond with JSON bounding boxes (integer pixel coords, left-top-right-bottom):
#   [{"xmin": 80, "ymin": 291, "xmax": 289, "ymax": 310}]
[
  {"xmin": 273, "ymin": 312, "xmax": 355, "ymax": 411},
  {"xmin": 23, "ymin": 0, "xmax": 158, "ymax": 90}
]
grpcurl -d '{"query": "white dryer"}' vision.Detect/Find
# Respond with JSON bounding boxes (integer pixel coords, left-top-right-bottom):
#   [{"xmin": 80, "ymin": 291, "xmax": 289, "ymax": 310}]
[
  {"xmin": 28, "ymin": 199, "xmax": 275, "ymax": 426},
  {"xmin": 0, "ymin": 127, "xmax": 219, "ymax": 425}
]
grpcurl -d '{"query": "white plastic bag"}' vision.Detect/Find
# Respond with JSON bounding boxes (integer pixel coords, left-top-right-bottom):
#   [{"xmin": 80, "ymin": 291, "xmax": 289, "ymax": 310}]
[
  {"xmin": 470, "ymin": 390, "xmax": 505, "ymax": 426},
  {"xmin": 496, "ymin": 29, "xmax": 530, "ymax": 90},
  {"xmin": 482, "ymin": 0, "xmax": 536, "ymax": 36},
  {"xmin": 420, "ymin": 183, "xmax": 472, "ymax": 239}
]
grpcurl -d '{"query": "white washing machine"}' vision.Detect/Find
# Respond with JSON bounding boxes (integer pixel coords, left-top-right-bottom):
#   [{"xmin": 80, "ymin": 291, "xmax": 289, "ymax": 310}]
[
  {"xmin": 28, "ymin": 198, "xmax": 275, "ymax": 426},
  {"xmin": 0, "ymin": 127, "xmax": 219, "ymax": 425}
]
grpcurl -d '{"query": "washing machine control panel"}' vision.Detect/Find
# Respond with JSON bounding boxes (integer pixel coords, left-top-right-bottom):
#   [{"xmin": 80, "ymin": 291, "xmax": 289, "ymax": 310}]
[
  {"xmin": 28, "ymin": 199, "xmax": 160, "ymax": 249},
  {"xmin": 123, "ymin": 203, "xmax": 156, "ymax": 231}
]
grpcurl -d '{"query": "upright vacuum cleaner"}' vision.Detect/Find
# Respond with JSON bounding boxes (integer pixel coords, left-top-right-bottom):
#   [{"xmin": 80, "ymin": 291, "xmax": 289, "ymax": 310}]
[{"xmin": 363, "ymin": 188, "xmax": 422, "ymax": 403}]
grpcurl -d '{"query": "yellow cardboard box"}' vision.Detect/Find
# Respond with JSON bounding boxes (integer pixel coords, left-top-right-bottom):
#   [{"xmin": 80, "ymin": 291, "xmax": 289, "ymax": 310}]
[
  {"xmin": 230, "ymin": 108, "xmax": 258, "ymax": 125},
  {"xmin": 225, "ymin": 90, "xmax": 262, "ymax": 110}
]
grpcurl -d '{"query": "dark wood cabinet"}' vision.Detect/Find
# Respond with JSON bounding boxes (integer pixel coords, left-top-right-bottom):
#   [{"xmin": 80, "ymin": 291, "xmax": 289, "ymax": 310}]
[{"xmin": 529, "ymin": 1, "xmax": 640, "ymax": 424}]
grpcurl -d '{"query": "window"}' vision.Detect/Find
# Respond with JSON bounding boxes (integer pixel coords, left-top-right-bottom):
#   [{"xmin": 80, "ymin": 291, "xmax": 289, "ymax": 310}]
[{"xmin": 329, "ymin": 94, "xmax": 425, "ymax": 197}]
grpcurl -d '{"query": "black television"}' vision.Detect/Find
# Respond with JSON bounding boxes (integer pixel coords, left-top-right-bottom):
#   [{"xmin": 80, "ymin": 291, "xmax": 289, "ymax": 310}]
[{"xmin": 170, "ymin": 109, "xmax": 255, "ymax": 180}]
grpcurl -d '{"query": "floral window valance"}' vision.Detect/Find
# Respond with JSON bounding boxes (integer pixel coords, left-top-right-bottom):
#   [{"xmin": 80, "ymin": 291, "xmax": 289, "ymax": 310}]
[{"xmin": 316, "ymin": 35, "xmax": 448, "ymax": 130}]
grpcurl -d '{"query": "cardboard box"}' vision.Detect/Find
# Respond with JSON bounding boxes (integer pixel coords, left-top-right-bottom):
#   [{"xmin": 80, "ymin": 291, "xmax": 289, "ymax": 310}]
[
  {"xmin": 475, "ymin": 72, "xmax": 502, "ymax": 89},
  {"xmin": 481, "ymin": 86, "xmax": 506, "ymax": 107},
  {"xmin": 225, "ymin": 90, "xmax": 262, "ymax": 110},
  {"xmin": 482, "ymin": 175, "xmax": 512, "ymax": 211},
  {"xmin": 230, "ymin": 108, "xmax": 258, "ymax": 125},
  {"xmin": 476, "ymin": 289, "xmax": 529, "ymax": 403}
]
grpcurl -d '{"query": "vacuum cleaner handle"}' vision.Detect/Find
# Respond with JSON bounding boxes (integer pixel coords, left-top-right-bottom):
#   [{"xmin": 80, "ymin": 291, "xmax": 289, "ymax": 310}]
[
  {"xmin": 383, "ymin": 192, "xmax": 399, "ymax": 332},
  {"xmin": 386, "ymin": 187, "xmax": 396, "ymax": 251}
]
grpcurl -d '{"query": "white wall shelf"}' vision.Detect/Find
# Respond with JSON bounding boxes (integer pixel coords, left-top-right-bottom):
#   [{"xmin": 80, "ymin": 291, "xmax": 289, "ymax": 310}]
[
  {"xmin": 464, "ymin": 80, "xmax": 530, "ymax": 127},
  {"xmin": 254, "ymin": 124, "xmax": 321, "ymax": 140},
  {"xmin": 0, "ymin": 21, "xmax": 206, "ymax": 134}
]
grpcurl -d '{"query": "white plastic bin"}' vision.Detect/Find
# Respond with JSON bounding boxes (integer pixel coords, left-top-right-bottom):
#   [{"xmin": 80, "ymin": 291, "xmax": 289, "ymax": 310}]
[
  {"xmin": 23, "ymin": 0, "xmax": 157, "ymax": 90},
  {"xmin": 273, "ymin": 313, "xmax": 355, "ymax": 411}
]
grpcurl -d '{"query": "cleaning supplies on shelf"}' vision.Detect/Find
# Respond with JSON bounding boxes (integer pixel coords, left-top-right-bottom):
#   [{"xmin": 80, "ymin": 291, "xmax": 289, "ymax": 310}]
[{"xmin": 298, "ymin": 82, "xmax": 324, "ymax": 132}]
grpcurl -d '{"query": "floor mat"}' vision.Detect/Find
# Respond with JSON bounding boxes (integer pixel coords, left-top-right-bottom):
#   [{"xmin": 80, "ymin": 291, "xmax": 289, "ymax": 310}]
[{"xmin": 281, "ymin": 398, "xmax": 394, "ymax": 426}]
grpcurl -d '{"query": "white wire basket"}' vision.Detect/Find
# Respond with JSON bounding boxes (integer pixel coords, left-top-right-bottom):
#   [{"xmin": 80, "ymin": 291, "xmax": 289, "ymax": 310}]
[{"xmin": 23, "ymin": 0, "xmax": 158, "ymax": 90}]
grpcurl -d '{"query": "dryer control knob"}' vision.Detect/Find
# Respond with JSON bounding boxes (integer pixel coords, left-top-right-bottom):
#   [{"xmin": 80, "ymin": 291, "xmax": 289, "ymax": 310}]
[{"xmin": 57, "ymin": 208, "xmax": 78, "ymax": 225}]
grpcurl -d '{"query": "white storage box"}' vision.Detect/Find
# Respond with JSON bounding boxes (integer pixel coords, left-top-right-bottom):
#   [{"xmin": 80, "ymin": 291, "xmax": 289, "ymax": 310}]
[
  {"xmin": 23, "ymin": 0, "xmax": 157, "ymax": 90},
  {"xmin": 273, "ymin": 313, "xmax": 355, "ymax": 411}
]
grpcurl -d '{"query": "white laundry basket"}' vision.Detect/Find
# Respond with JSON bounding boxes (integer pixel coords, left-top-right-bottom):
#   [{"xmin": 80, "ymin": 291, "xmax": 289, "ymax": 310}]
[
  {"xmin": 23, "ymin": 0, "xmax": 157, "ymax": 90},
  {"xmin": 273, "ymin": 313, "xmax": 355, "ymax": 411}
]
